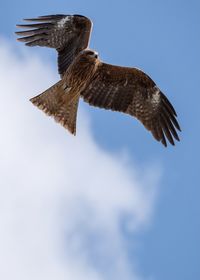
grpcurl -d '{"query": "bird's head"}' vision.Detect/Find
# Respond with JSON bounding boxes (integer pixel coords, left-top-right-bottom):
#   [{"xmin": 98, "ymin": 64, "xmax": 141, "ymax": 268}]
[{"xmin": 78, "ymin": 49, "xmax": 99, "ymax": 62}]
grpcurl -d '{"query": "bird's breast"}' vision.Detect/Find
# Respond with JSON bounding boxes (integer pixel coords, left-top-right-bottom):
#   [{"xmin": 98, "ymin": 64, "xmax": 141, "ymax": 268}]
[{"xmin": 64, "ymin": 60, "xmax": 97, "ymax": 93}]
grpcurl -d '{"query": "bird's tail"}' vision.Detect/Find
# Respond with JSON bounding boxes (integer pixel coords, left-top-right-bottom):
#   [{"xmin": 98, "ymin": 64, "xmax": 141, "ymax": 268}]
[{"xmin": 30, "ymin": 80, "xmax": 79, "ymax": 135}]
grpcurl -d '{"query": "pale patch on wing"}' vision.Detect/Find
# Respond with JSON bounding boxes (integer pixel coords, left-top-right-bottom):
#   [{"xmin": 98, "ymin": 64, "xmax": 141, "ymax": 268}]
[
  {"xmin": 151, "ymin": 86, "xmax": 161, "ymax": 106},
  {"xmin": 57, "ymin": 16, "xmax": 72, "ymax": 28},
  {"xmin": 124, "ymin": 79, "xmax": 128, "ymax": 87}
]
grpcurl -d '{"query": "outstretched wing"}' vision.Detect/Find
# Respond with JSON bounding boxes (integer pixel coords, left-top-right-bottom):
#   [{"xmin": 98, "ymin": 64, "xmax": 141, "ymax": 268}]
[
  {"xmin": 16, "ymin": 14, "xmax": 92, "ymax": 76},
  {"xmin": 81, "ymin": 63, "xmax": 181, "ymax": 146}
]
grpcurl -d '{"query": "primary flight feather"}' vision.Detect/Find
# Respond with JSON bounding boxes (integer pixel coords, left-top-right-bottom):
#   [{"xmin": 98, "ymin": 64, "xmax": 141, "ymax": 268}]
[
  {"xmin": 16, "ymin": 14, "xmax": 181, "ymax": 147},
  {"xmin": 16, "ymin": 14, "xmax": 92, "ymax": 76}
]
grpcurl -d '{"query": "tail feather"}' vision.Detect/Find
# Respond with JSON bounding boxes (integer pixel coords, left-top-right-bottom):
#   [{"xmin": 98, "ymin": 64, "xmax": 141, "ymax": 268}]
[{"xmin": 30, "ymin": 80, "xmax": 79, "ymax": 134}]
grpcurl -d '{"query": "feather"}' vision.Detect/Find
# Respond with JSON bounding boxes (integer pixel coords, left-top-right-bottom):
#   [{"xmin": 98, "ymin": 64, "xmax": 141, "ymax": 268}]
[
  {"xmin": 81, "ymin": 62, "xmax": 181, "ymax": 146},
  {"xmin": 16, "ymin": 14, "xmax": 92, "ymax": 75}
]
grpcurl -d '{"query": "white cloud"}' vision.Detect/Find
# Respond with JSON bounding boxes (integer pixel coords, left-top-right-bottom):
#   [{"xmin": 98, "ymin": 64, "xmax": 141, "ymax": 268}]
[{"xmin": 0, "ymin": 38, "xmax": 160, "ymax": 280}]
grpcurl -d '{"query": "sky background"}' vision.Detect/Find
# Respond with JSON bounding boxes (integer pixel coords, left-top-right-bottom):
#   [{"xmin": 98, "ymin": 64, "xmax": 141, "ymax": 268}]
[{"xmin": 0, "ymin": 0, "xmax": 199, "ymax": 280}]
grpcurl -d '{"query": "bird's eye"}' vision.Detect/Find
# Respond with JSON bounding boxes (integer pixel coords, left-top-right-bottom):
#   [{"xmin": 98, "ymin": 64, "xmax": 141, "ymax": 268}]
[
  {"xmin": 86, "ymin": 50, "xmax": 98, "ymax": 58},
  {"xmin": 87, "ymin": 51, "xmax": 94, "ymax": 55}
]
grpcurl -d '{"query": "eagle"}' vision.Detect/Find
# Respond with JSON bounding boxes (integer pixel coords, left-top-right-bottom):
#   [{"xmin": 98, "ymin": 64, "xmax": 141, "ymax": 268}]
[{"xmin": 16, "ymin": 14, "xmax": 181, "ymax": 147}]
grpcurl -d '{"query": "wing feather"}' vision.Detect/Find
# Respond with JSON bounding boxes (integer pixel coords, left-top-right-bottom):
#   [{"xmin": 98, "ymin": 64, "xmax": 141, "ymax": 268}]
[
  {"xmin": 81, "ymin": 63, "xmax": 181, "ymax": 146},
  {"xmin": 16, "ymin": 14, "xmax": 92, "ymax": 76}
]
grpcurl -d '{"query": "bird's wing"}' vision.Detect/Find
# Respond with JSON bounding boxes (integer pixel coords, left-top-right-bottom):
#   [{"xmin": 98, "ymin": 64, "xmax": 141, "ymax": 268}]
[
  {"xmin": 81, "ymin": 62, "xmax": 181, "ymax": 146},
  {"xmin": 16, "ymin": 14, "xmax": 92, "ymax": 76}
]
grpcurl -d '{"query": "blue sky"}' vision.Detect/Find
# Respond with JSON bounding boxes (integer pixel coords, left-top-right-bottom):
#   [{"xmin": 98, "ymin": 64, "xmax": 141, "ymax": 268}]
[{"xmin": 0, "ymin": 0, "xmax": 199, "ymax": 279}]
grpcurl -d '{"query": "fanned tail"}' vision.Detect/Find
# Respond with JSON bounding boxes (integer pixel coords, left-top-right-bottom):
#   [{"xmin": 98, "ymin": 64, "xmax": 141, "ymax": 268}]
[{"xmin": 30, "ymin": 80, "xmax": 79, "ymax": 135}]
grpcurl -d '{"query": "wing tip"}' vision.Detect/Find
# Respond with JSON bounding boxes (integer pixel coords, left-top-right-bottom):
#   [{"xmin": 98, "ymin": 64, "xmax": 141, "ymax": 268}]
[
  {"xmin": 159, "ymin": 91, "xmax": 181, "ymax": 147},
  {"xmin": 22, "ymin": 15, "xmax": 67, "ymax": 23}
]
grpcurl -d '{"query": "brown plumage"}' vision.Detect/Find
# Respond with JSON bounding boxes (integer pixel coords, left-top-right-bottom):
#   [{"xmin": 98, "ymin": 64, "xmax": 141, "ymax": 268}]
[
  {"xmin": 30, "ymin": 50, "xmax": 99, "ymax": 135},
  {"xmin": 16, "ymin": 14, "xmax": 92, "ymax": 76},
  {"xmin": 16, "ymin": 14, "xmax": 181, "ymax": 147}
]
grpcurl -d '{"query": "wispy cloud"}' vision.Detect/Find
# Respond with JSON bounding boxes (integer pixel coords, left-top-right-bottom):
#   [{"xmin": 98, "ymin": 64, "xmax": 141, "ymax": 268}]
[{"xmin": 0, "ymin": 38, "xmax": 160, "ymax": 280}]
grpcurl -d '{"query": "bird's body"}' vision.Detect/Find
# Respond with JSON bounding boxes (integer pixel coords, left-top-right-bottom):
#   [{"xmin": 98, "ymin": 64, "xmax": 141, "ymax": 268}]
[
  {"xmin": 65, "ymin": 50, "xmax": 99, "ymax": 93},
  {"xmin": 30, "ymin": 50, "xmax": 100, "ymax": 134},
  {"xmin": 16, "ymin": 14, "xmax": 181, "ymax": 146}
]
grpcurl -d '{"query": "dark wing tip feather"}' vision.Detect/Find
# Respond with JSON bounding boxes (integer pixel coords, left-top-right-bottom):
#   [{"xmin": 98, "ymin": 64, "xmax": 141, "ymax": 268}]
[
  {"xmin": 15, "ymin": 15, "xmax": 66, "ymax": 44},
  {"xmin": 161, "ymin": 93, "xmax": 177, "ymax": 117},
  {"xmin": 157, "ymin": 93, "xmax": 181, "ymax": 147},
  {"xmin": 162, "ymin": 110, "xmax": 180, "ymax": 142},
  {"xmin": 160, "ymin": 116, "xmax": 175, "ymax": 146},
  {"xmin": 15, "ymin": 21, "xmax": 53, "ymax": 47},
  {"xmin": 149, "ymin": 91, "xmax": 181, "ymax": 147},
  {"xmin": 23, "ymin": 14, "xmax": 67, "ymax": 22},
  {"xmin": 157, "ymin": 124, "xmax": 167, "ymax": 147},
  {"xmin": 15, "ymin": 28, "xmax": 47, "ymax": 37},
  {"xmin": 16, "ymin": 23, "xmax": 53, "ymax": 29},
  {"xmin": 16, "ymin": 34, "xmax": 39, "ymax": 42}
]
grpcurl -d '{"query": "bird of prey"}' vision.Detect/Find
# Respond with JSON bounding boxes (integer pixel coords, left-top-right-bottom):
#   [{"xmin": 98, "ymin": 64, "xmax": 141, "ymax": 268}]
[{"xmin": 16, "ymin": 14, "xmax": 181, "ymax": 147}]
